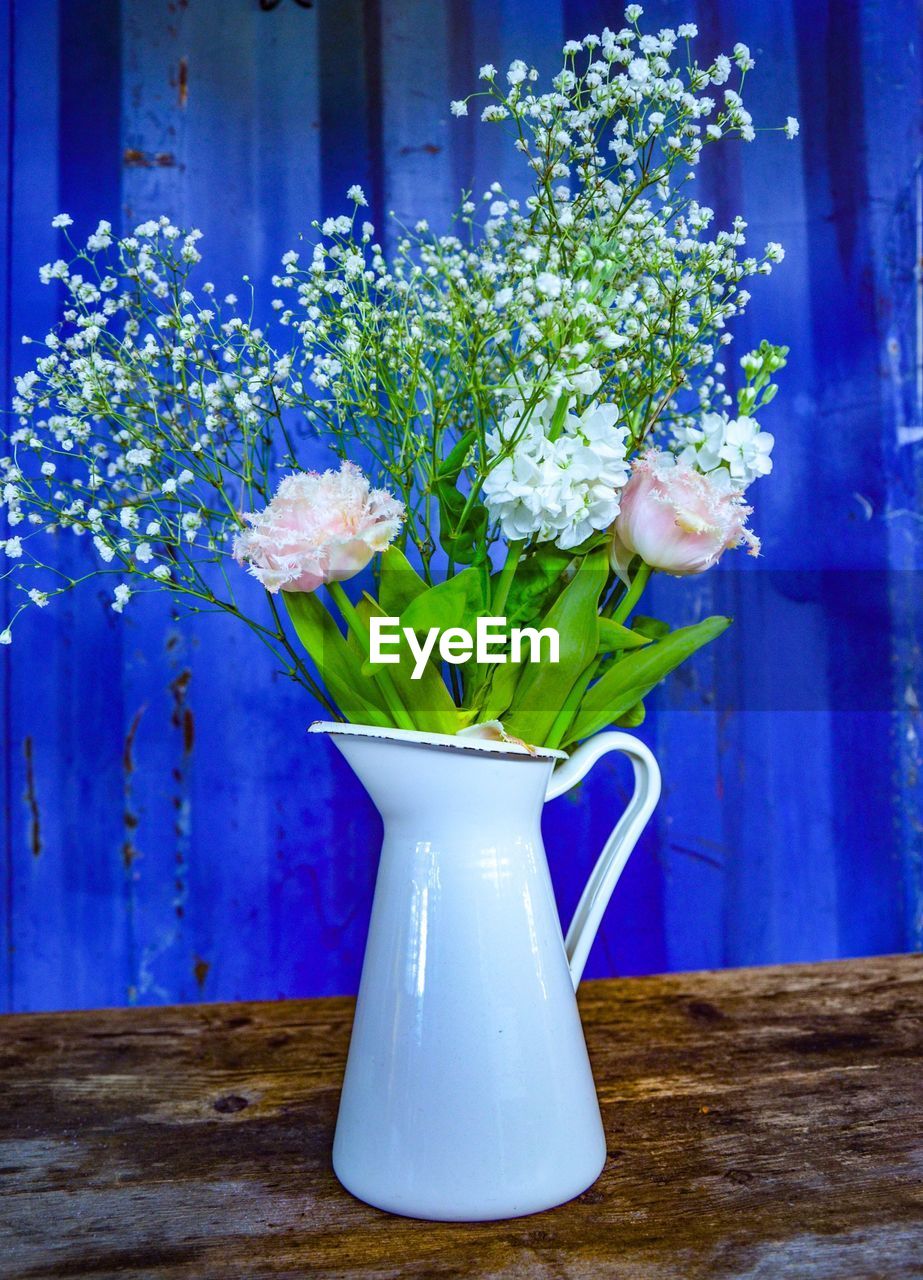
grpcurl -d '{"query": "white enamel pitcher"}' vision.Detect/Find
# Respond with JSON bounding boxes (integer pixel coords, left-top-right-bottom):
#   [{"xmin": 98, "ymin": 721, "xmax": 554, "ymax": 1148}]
[{"xmin": 310, "ymin": 722, "xmax": 661, "ymax": 1221}]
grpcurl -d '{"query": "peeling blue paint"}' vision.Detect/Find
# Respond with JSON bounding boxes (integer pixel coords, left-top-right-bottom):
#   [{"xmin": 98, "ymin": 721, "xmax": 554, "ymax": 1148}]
[{"xmin": 1, "ymin": 0, "xmax": 920, "ymax": 1011}]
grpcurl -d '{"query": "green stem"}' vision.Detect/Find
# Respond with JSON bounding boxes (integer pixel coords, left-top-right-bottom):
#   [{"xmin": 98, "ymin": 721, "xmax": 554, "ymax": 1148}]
[
  {"xmin": 546, "ymin": 659, "xmax": 598, "ymax": 751},
  {"xmin": 600, "ymin": 579, "xmax": 623, "ymax": 618},
  {"xmin": 266, "ymin": 591, "xmax": 341, "ymax": 719},
  {"xmin": 326, "ymin": 581, "xmax": 415, "ymax": 731},
  {"xmin": 491, "ymin": 540, "xmax": 524, "ymax": 616},
  {"xmin": 610, "ymin": 561, "xmax": 653, "ymax": 626}
]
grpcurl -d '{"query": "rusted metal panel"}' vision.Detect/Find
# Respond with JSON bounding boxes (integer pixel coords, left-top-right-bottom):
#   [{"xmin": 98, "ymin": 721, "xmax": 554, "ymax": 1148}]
[{"xmin": 0, "ymin": 0, "xmax": 920, "ymax": 1011}]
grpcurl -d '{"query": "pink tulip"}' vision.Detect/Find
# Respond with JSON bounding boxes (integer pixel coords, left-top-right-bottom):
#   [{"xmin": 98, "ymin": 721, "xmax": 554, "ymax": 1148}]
[
  {"xmin": 610, "ymin": 450, "xmax": 759, "ymax": 581},
  {"xmin": 234, "ymin": 461, "xmax": 404, "ymax": 593}
]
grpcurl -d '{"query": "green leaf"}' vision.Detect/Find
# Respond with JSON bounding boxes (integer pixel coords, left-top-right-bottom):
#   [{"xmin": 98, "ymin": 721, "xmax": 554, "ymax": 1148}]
[
  {"xmin": 503, "ymin": 549, "xmax": 609, "ymax": 747},
  {"xmin": 434, "ymin": 429, "xmax": 488, "ymax": 565},
  {"xmin": 475, "ymin": 657, "xmax": 523, "ymax": 723},
  {"xmin": 360, "ymin": 596, "xmax": 461, "ymax": 734},
  {"xmin": 563, "ymin": 615, "xmax": 732, "ymax": 746},
  {"xmin": 561, "ymin": 528, "xmax": 610, "ymax": 557},
  {"xmin": 357, "ymin": 594, "xmax": 388, "ymax": 671},
  {"xmin": 631, "ymin": 614, "xmax": 671, "ymax": 640},
  {"xmin": 598, "ymin": 617, "xmax": 652, "ymax": 653},
  {"xmin": 435, "ymin": 479, "xmax": 488, "ymax": 565},
  {"xmin": 283, "ymin": 592, "xmax": 391, "ymax": 727},
  {"xmin": 503, "ymin": 545, "xmax": 574, "ymax": 629},
  {"xmin": 396, "ymin": 569, "xmax": 486, "ymax": 708},
  {"xmin": 437, "ymin": 428, "xmax": 477, "ymax": 480},
  {"xmin": 378, "ymin": 546, "xmax": 428, "ymax": 615},
  {"xmin": 615, "ymin": 700, "xmax": 646, "ymax": 728},
  {"xmin": 400, "ymin": 568, "xmax": 484, "ymax": 633}
]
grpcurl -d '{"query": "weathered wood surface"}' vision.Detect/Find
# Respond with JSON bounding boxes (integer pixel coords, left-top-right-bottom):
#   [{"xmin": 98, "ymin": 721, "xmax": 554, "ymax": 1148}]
[
  {"xmin": 3, "ymin": 0, "xmax": 922, "ymax": 1017},
  {"xmin": 1, "ymin": 954, "xmax": 921, "ymax": 1279}
]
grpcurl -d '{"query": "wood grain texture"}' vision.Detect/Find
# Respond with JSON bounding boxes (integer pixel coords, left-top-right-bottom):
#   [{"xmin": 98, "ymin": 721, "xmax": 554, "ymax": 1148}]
[
  {"xmin": 1, "ymin": 954, "xmax": 921, "ymax": 1279},
  {"xmin": 3, "ymin": 0, "xmax": 922, "ymax": 1016}
]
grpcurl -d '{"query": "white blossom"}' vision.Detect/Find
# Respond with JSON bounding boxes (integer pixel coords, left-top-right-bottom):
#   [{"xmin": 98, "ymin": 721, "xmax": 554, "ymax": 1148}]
[
  {"xmin": 535, "ymin": 272, "xmax": 562, "ymax": 298},
  {"xmin": 1, "ymin": 16, "xmax": 790, "ymax": 654},
  {"xmin": 570, "ymin": 367, "xmax": 602, "ymax": 396},
  {"xmin": 87, "ymin": 220, "xmax": 113, "ymax": 252},
  {"xmin": 674, "ymin": 412, "xmax": 774, "ymax": 485},
  {"xmin": 111, "ymin": 583, "xmax": 131, "ymax": 613},
  {"xmin": 483, "ymin": 392, "xmax": 631, "ymax": 549}
]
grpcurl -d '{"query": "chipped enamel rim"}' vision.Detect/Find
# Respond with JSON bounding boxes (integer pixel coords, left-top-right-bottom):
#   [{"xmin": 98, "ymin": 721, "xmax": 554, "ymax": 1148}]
[{"xmin": 308, "ymin": 721, "xmax": 567, "ymax": 761}]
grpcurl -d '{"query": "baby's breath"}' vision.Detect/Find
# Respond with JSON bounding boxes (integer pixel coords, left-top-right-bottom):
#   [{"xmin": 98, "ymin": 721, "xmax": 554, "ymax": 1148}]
[{"xmin": 1, "ymin": 8, "xmax": 797, "ymax": 708}]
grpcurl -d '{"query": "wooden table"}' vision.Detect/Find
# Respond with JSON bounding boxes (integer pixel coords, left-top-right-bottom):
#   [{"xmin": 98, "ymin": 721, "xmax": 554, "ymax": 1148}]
[{"xmin": 2, "ymin": 955, "xmax": 921, "ymax": 1279}]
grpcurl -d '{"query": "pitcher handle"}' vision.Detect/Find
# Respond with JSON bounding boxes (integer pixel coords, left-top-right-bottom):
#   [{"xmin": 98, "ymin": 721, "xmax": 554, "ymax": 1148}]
[{"xmin": 546, "ymin": 732, "xmax": 662, "ymax": 988}]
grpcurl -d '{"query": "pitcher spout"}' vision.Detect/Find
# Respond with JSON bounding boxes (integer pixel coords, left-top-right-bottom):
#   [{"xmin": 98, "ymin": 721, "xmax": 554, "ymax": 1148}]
[{"xmin": 309, "ymin": 721, "xmax": 563, "ymax": 823}]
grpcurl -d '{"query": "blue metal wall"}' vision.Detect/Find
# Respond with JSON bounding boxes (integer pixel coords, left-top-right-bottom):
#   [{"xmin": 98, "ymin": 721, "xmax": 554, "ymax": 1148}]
[{"xmin": 1, "ymin": 0, "xmax": 921, "ymax": 1011}]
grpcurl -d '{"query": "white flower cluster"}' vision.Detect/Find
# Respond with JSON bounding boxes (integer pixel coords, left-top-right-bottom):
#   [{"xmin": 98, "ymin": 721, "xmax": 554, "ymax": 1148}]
[
  {"xmin": 0, "ymin": 215, "xmax": 309, "ymax": 643},
  {"xmin": 1, "ymin": 8, "xmax": 796, "ymax": 657},
  {"xmin": 669, "ymin": 341, "xmax": 785, "ymax": 487},
  {"xmin": 265, "ymin": 10, "xmax": 796, "ymax": 575},
  {"xmin": 674, "ymin": 412, "xmax": 774, "ymax": 487},
  {"xmin": 483, "ymin": 386, "xmax": 631, "ymax": 549}
]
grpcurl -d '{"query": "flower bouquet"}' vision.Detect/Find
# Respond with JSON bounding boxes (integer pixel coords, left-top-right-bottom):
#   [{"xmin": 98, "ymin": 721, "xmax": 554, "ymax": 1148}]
[
  {"xmin": 1, "ymin": 12, "xmax": 794, "ymax": 753},
  {"xmin": 1, "ymin": 10, "xmax": 799, "ymax": 1221}
]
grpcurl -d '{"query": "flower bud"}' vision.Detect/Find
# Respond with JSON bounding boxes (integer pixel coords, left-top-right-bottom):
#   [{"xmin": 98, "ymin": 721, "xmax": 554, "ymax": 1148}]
[{"xmin": 610, "ymin": 451, "xmax": 759, "ymax": 581}]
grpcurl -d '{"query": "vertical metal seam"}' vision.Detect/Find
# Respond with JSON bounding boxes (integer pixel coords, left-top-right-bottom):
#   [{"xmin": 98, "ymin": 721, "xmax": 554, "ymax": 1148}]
[
  {"xmin": 362, "ymin": 0, "xmax": 384, "ymax": 230},
  {"xmin": 2, "ymin": 0, "xmax": 16, "ymax": 1010}
]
